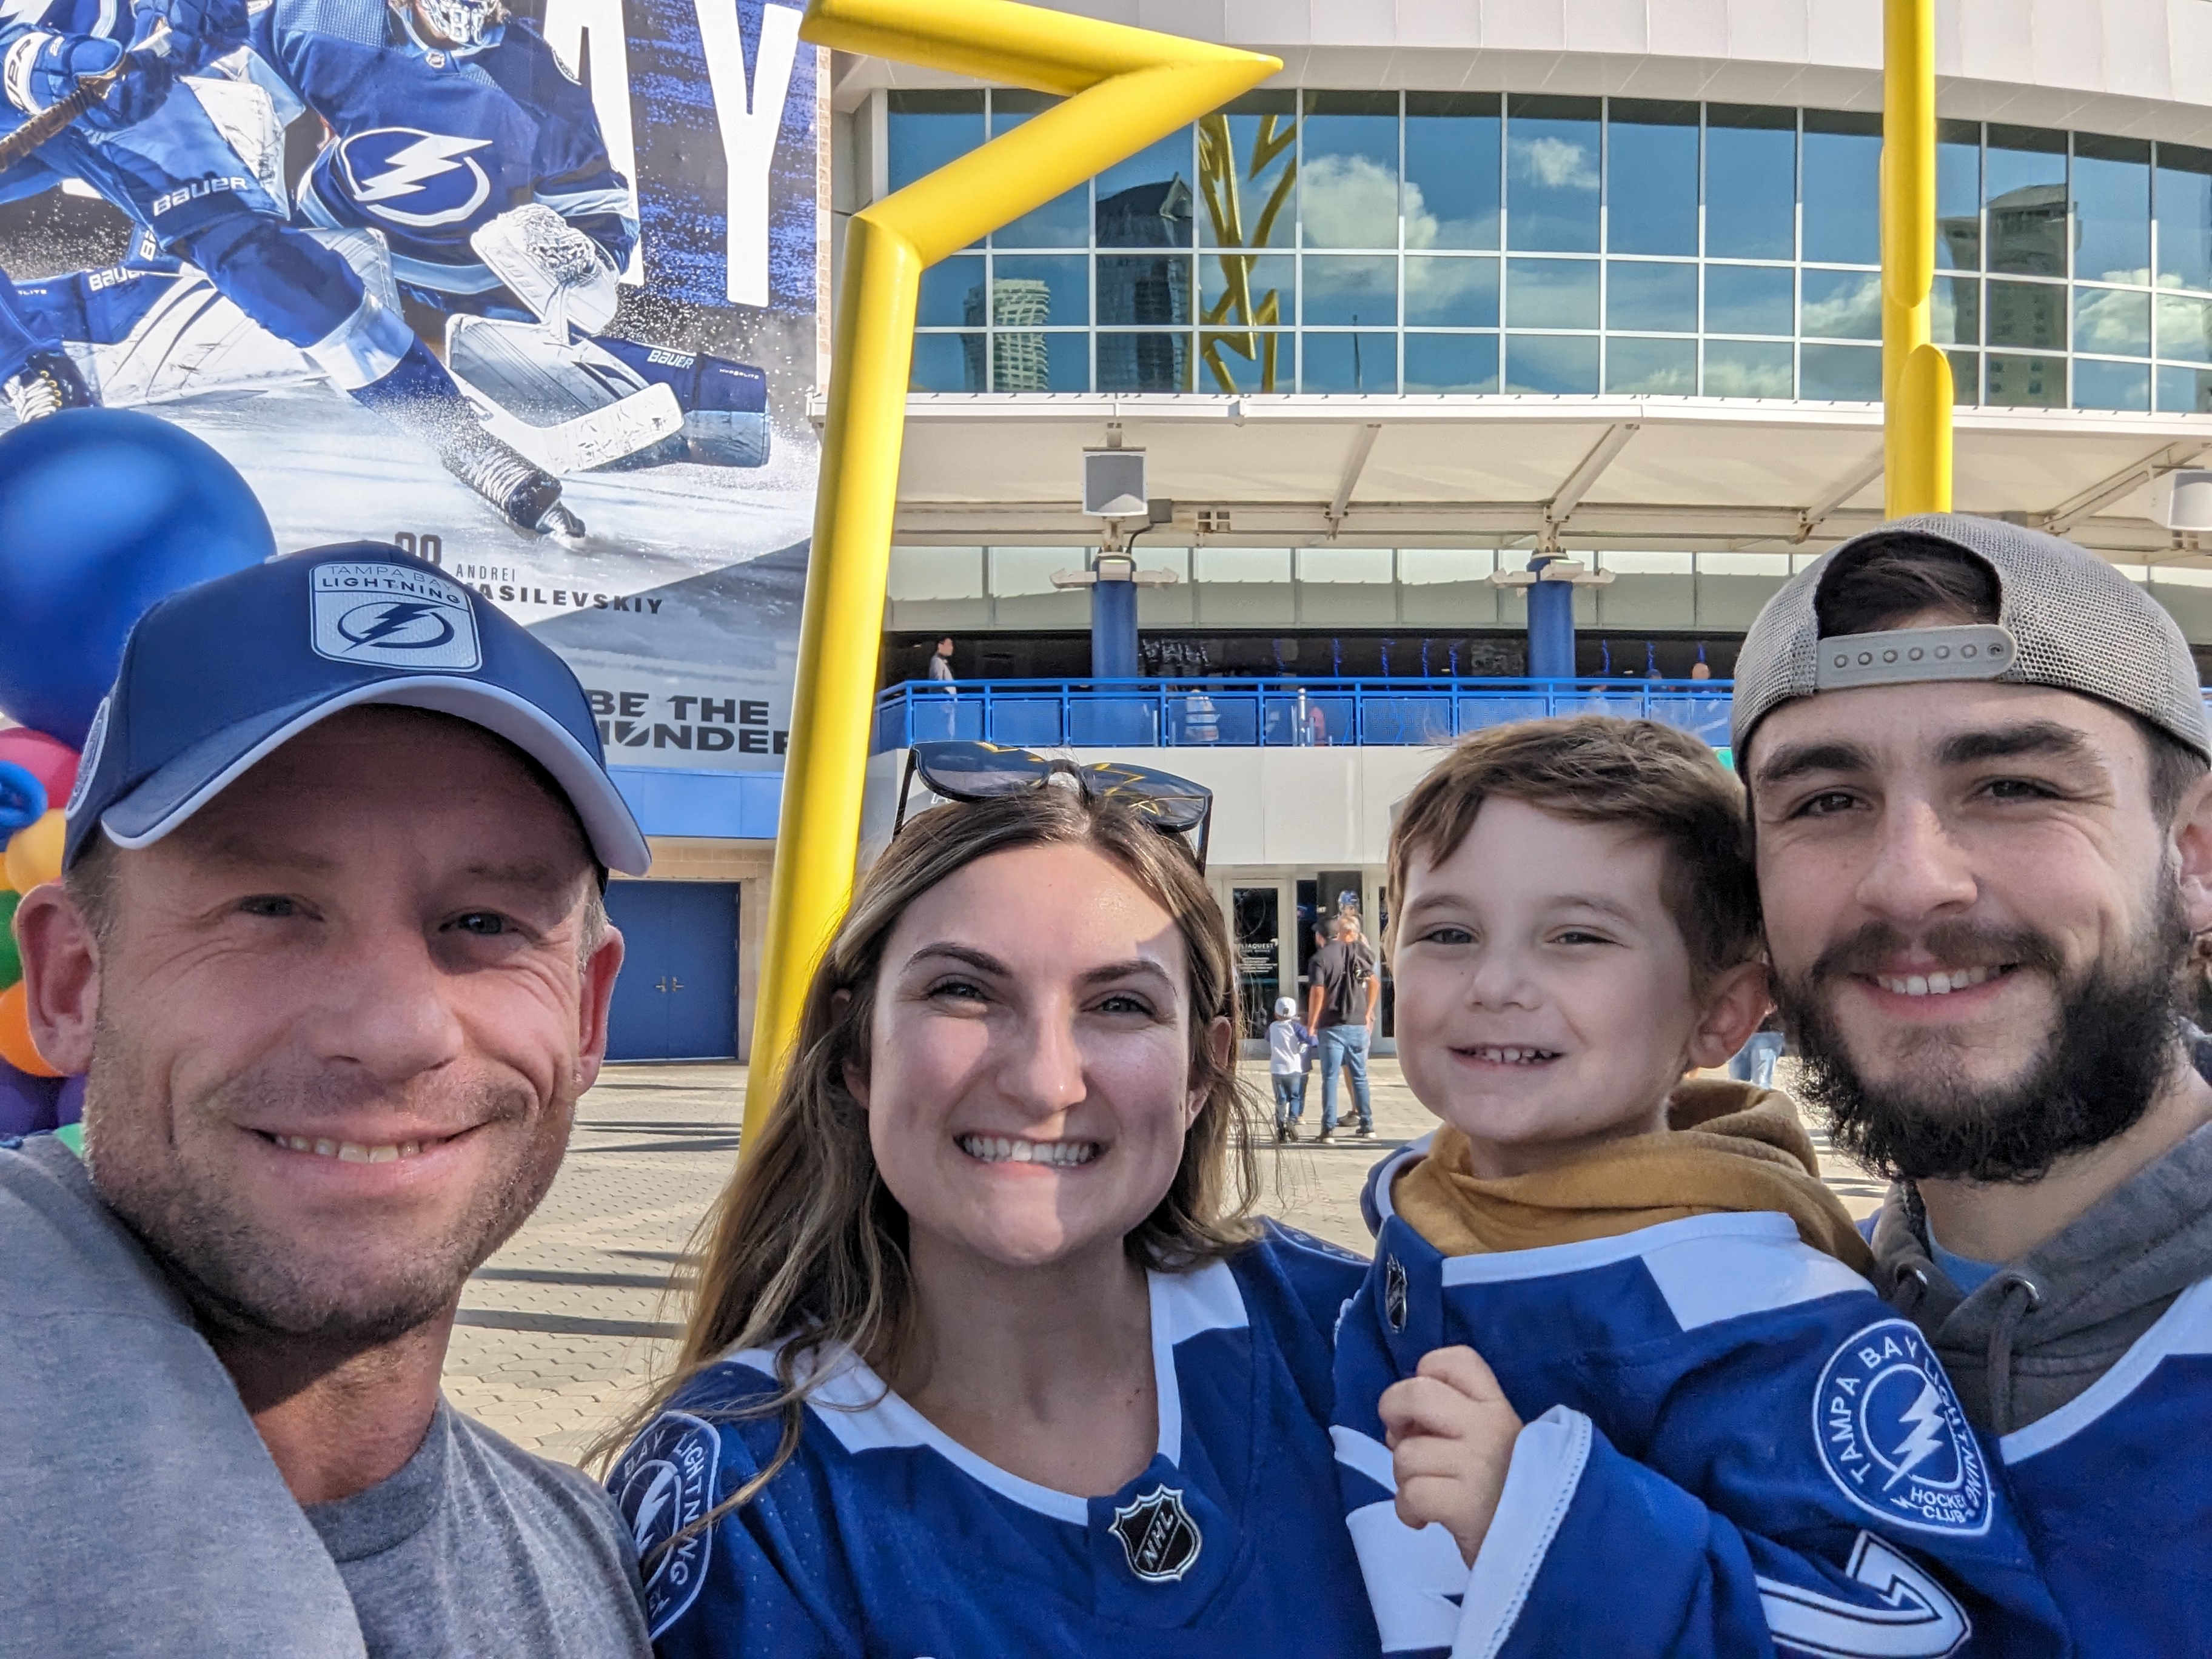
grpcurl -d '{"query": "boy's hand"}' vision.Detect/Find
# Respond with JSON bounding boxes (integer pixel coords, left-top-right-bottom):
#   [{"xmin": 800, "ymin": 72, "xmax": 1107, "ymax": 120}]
[{"xmin": 1378, "ymin": 1346, "xmax": 1523, "ymax": 1567}]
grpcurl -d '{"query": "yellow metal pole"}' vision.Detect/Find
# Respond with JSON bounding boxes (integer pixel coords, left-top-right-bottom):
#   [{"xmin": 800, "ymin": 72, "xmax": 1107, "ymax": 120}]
[
  {"xmin": 1882, "ymin": 0, "xmax": 1952, "ymax": 514},
  {"xmin": 744, "ymin": 0, "xmax": 1278, "ymax": 1139}
]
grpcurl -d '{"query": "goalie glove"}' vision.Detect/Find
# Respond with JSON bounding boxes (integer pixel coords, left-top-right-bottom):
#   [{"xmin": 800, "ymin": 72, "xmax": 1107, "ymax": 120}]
[
  {"xmin": 2, "ymin": 30, "xmax": 173, "ymax": 130},
  {"xmin": 130, "ymin": 0, "xmax": 247, "ymax": 73},
  {"xmin": 471, "ymin": 203, "xmax": 619, "ymax": 337}
]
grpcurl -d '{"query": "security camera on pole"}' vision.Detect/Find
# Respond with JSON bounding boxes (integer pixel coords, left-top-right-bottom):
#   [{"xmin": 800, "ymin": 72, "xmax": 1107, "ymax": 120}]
[{"xmin": 1056, "ymin": 443, "xmax": 1176, "ymax": 679}]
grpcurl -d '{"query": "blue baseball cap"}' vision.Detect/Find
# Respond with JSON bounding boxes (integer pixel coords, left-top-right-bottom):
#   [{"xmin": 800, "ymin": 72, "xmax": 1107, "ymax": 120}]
[{"xmin": 64, "ymin": 543, "xmax": 651, "ymax": 875}]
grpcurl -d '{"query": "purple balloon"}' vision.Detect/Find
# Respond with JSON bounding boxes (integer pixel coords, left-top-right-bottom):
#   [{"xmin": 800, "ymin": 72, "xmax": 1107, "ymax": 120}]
[
  {"xmin": 0, "ymin": 1062, "xmax": 62, "ymax": 1137},
  {"xmin": 56, "ymin": 1073, "xmax": 84, "ymax": 1127}
]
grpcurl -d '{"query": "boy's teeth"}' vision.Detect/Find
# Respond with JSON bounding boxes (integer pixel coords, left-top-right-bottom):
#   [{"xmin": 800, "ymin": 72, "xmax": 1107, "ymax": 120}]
[
  {"xmin": 1877, "ymin": 964, "xmax": 1999, "ymax": 998},
  {"xmin": 1470, "ymin": 1045, "xmax": 1557, "ymax": 1065},
  {"xmin": 271, "ymin": 1133, "xmax": 438, "ymax": 1162},
  {"xmin": 957, "ymin": 1134, "xmax": 1101, "ymax": 1168}
]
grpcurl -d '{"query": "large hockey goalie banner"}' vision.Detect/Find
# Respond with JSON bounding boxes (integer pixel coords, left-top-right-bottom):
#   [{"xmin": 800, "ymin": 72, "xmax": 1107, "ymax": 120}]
[{"xmin": 0, "ymin": 0, "xmax": 818, "ymax": 773}]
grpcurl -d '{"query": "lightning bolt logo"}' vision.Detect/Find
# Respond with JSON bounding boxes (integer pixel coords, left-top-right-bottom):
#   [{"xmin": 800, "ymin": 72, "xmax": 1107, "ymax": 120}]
[
  {"xmin": 352, "ymin": 133, "xmax": 491, "ymax": 202},
  {"xmin": 338, "ymin": 129, "xmax": 493, "ymax": 227},
  {"xmin": 337, "ymin": 601, "xmax": 457, "ymax": 650},
  {"xmin": 1884, "ymin": 1378, "xmax": 1949, "ymax": 1490}
]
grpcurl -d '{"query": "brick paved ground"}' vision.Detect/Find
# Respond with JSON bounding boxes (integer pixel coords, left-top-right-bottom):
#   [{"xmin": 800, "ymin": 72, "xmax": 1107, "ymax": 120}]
[{"xmin": 445, "ymin": 1057, "xmax": 1885, "ymax": 1463}]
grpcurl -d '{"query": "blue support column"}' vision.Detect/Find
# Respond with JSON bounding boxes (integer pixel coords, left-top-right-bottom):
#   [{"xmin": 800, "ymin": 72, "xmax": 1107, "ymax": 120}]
[
  {"xmin": 1092, "ymin": 555, "xmax": 1139, "ymax": 679},
  {"xmin": 1526, "ymin": 553, "xmax": 1576, "ymax": 678}
]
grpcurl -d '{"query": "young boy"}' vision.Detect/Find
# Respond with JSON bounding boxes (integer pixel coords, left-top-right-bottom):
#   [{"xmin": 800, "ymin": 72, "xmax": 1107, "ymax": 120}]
[
  {"xmin": 1332, "ymin": 718, "xmax": 2066, "ymax": 1657},
  {"xmin": 1267, "ymin": 994, "xmax": 1314, "ymax": 1142}
]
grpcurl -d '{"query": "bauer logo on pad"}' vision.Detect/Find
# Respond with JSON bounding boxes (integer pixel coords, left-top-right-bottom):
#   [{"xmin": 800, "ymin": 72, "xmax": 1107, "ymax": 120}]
[{"xmin": 310, "ymin": 561, "xmax": 481, "ymax": 671}]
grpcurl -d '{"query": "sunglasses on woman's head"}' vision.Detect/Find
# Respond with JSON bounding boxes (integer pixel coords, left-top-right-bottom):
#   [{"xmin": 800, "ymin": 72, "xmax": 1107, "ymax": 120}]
[{"xmin": 893, "ymin": 742, "xmax": 1213, "ymax": 871}]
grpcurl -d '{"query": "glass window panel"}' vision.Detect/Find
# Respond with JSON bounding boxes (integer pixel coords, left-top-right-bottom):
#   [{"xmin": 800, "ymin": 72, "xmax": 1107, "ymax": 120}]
[
  {"xmin": 1931, "ymin": 275, "xmax": 1980, "ymax": 346},
  {"xmin": 1301, "ymin": 255, "xmax": 1398, "ymax": 326},
  {"xmin": 990, "ymin": 92, "xmax": 1088, "ymax": 247},
  {"xmin": 1703, "ymin": 339, "xmax": 1794, "ymax": 397},
  {"xmin": 1199, "ymin": 92, "xmax": 1298, "ymax": 250},
  {"xmin": 910, "ymin": 332, "xmax": 985, "ymax": 392},
  {"xmin": 1986, "ymin": 279, "xmax": 2066, "ymax": 350},
  {"xmin": 1097, "ymin": 333, "xmax": 1192, "ymax": 392},
  {"xmin": 991, "ymin": 255, "xmax": 1087, "ymax": 326},
  {"xmin": 988, "ymin": 546, "xmax": 1084, "ymax": 597},
  {"xmin": 917, "ymin": 255, "xmax": 985, "ymax": 328},
  {"xmin": 1096, "ymin": 130, "xmax": 1196, "ymax": 249},
  {"xmin": 2159, "ymin": 293, "xmax": 2212, "ymax": 364},
  {"xmin": 2075, "ymin": 357, "xmax": 2151, "ymax": 411},
  {"xmin": 1096, "ymin": 255, "xmax": 1189, "ymax": 326},
  {"xmin": 1198, "ymin": 330, "xmax": 1289, "ymax": 393},
  {"xmin": 1986, "ymin": 126, "xmax": 2069, "ymax": 276},
  {"xmin": 888, "ymin": 546, "xmax": 984, "ymax": 600},
  {"xmin": 2075, "ymin": 133, "xmax": 2151, "ymax": 284},
  {"xmin": 1705, "ymin": 105, "xmax": 1795, "ymax": 260},
  {"xmin": 1948, "ymin": 349, "xmax": 1980, "ymax": 404},
  {"xmin": 1195, "ymin": 548, "xmax": 1292, "ymax": 581},
  {"xmin": 1506, "ymin": 257, "xmax": 1599, "ymax": 329},
  {"xmin": 2159, "ymin": 364, "xmax": 2212, "ymax": 412},
  {"xmin": 1200, "ymin": 252, "xmax": 1292, "ymax": 331},
  {"xmin": 1800, "ymin": 343, "xmax": 1882, "ymax": 400},
  {"xmin": 1301, "ymin": 331, "xmax": 1398, "ymax": 393},
  {"xmin": 1937, "ymin": 119, "xmax": 1982, "ymax": 271},
  {"xmin": 1986, "ymin": 352, "xmax": 2065, "ymax": 406},
  {"xmin": 887, "ymin": 90, "xmax": 985, "ymax": 192},
  {"xmin": 2157, "ymin": 144, "xmax": 2212, "ymax": 292},
  {"xmin": 1802, "ymin": 111, "xmax": 1882, "ymax": 266},
  {"xmin": 1606, "ymin": 261, "xmax": 1696, "ymax": 332},
  {"xmin": 1606, "ymin": 100, "xmax": 1698, "ymax": 256},
  {"xmin": 990, "ymin": 331, "xmax": 1087, "ymax": 392},
  {"xmin": 1406, "ymin": 92, "xmax": 1501, "ymax": 250},
  {"xmin": 1506, "ymin": 95, "xmax": 1601, "ymax": 252},
  {"xmin": 2074, "ymin": 286, "xmax": 2150, "ymax": 357},
  {"xmin": 1704, "ymin": 263, "xmax": 1794, "ymax": 334},
  {"xmin": 1800, "ymin": 268, "xmax": 1882, "ymax": 339},
  {"xmin": 1405, "ymin": 255, "xmax": 1499, "ymax": 326},
  {"xmin": 1505, "ymin": 333, "xmax": 1599, "ymax": 394},
  {"xmin": 1300, "ymin": 546, "xmax": 1393, "ymax": 583},
  {"xmin": 1302, "ymin": 91, "xmax": 1399, "ymax": 249},
  {"xmin": 1606, "ymin": 335, "xmax": 1695, "ymax": 394},
  {"xmin": 1403, "ymin": 332, "xmax": 1499, "ymax": 392}
]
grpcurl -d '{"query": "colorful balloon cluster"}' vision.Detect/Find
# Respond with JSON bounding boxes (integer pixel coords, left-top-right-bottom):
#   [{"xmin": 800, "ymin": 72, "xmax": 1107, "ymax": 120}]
[{"xmin": 0, "ymin": 409, "xmax": 275, "ymax": 1138}]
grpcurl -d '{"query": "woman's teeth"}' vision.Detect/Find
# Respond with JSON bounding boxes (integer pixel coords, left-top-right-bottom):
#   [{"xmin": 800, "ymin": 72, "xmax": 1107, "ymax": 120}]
[
  {"xmin": 957, "ymin": 1134, "xmax": 1101, "ymax": 1168},
  {"xmin": 1466, "ymin": 1045, "xmax": 1558, "ymax": 1065},
  {"xmin": 263, "ymin": 1132, "xmax": 437, "ymax": 1163},
  {"xmin": 1875, "ymin": 965, "xmax": 2001, "ymax": 998}
]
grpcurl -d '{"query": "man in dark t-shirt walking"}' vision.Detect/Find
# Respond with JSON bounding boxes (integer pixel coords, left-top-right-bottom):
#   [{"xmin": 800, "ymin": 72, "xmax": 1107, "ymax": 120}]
[{"xmin": 1305, "ymin": 913, "xmax": 1379, "ymax": 1140}]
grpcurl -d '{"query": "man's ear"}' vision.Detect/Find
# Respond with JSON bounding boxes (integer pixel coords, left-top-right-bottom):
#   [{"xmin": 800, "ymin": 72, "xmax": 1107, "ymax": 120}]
[
  {"xmin": 572, "ymin": 919, "xmax": 625, "ymax": 1093},
  {"xmin": 1684, "ymin": 960, "xmax": 1771, "ymax": 1074},
  {"xmin": 2172, "ymin": 766, "xmax": 2212, "ymax": 936},
  {"xmin": 17, "ymin": 880, "xmax": 101, "ymax": 1077}
]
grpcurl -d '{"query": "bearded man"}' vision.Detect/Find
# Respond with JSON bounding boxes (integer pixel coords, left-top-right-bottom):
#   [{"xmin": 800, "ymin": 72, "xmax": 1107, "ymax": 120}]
[{"xmin": 1735, "ymin": 514, "xmax": 2212, "ymax": 1655}]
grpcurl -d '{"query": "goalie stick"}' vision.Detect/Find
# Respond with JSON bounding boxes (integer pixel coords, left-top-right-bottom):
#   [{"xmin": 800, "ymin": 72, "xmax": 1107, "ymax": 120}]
[{"xmin": 0, "ymin": 22, "xmax": 172, "ymax": 174}]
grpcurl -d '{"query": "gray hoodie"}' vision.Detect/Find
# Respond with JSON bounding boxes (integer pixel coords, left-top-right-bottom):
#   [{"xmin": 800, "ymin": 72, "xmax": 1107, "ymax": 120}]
[{"xmin": 1868, "ymin": 1118, "xmax": 2212, "ymax": 1436}]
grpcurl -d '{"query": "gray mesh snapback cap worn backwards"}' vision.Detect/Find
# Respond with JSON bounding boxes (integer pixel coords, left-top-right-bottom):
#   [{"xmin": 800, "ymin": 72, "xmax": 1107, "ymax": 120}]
[{"xmin": 1732, "ymin": 512, "xmax": 2211, "ymax": 762}]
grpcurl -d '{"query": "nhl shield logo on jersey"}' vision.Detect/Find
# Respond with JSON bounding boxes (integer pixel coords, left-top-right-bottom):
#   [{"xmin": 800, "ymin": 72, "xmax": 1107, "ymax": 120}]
[
  {"xmin": 1382, "ymin": 1255, "xmax": 1409, "ymax": 1333},
  {"xmin": 612, "ymin": 1410, "xmax": 720, "ymax": 1638},
  {"xmin": 1814, "ymin": 1319, "xmax": 1992, "ymax": 1537},
  {"xmin": 1109, "ymin": 1485, "xmax": 1202, "ymax": 1583}
]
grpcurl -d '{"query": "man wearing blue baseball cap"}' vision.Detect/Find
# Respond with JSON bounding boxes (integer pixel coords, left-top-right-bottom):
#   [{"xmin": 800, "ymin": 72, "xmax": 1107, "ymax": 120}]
[{"xmin": 0, "ymin": 546, "xmax": 653, "ymax": 1655}]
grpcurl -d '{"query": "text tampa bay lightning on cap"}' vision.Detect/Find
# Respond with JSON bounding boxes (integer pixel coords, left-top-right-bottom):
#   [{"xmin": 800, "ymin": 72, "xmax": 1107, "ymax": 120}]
[{"xmin": 63, "ymin": 542, "xmax": 651, "ymax": 875}]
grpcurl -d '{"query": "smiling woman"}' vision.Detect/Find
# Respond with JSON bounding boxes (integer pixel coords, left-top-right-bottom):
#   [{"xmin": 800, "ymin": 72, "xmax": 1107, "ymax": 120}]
[{"xmin": 600, "ymin": 785, "xmax": 1385, "ymax": 1657}]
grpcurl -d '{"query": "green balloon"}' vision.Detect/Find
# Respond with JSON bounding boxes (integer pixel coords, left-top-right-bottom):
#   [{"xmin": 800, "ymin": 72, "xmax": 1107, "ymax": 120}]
[{"xmin": 0, "ymin": 888, "xmax": 21, "ymax": 990}]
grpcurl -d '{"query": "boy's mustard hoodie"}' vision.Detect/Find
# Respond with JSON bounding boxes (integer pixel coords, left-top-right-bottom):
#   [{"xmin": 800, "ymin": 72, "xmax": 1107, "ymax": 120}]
[{"xmin": 1392, "ymin": 1078, "xmax": 1874, "ymax": 1273}]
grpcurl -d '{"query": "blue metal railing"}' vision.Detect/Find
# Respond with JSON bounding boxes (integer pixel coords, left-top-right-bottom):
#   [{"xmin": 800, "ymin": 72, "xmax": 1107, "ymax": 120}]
[{"xmin": 873, "ymin": 677, "xmax": 1737, "ymax": 754}]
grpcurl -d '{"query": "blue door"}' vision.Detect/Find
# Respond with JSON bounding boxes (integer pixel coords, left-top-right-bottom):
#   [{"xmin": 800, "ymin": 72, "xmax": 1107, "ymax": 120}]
[{"xmin": 604, "ymin": 882, "xmax": 740, "ymax": 1061}]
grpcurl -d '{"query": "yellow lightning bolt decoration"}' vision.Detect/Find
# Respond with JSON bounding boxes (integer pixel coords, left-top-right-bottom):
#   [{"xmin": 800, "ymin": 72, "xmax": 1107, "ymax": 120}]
[{"xmin": 744, "ymin": 0, "xmax": 1279, "ymax": 1137}]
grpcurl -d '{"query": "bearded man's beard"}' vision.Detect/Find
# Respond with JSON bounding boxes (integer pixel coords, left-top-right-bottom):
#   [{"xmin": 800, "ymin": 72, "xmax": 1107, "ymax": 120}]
[{"xmin": 1777, "ymin": 885, "xmax": 2193, "ymax": 1184}]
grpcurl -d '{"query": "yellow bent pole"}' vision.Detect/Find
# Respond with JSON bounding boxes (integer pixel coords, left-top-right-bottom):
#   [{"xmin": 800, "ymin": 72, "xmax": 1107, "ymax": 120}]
[
  {"xmin": 744, "ymin": 0, "xmax": 1279, "ymax": 1140},
  {"xmin": 1882, "ymin": 0, "xmax": 1952, "ymax": 515}
]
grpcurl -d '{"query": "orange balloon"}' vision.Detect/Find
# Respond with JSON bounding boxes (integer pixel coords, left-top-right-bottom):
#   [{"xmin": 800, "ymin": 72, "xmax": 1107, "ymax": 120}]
[
  {"xmin": 3, "ymin": 808, "xmax": 63, "ymax": 894},
  {"xmin": 0, "ymin": 981, "xmax": 58, "ymax": 1077}
]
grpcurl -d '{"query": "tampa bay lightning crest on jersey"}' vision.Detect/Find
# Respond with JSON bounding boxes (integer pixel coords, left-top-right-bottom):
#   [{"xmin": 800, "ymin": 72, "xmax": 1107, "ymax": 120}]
[
  {"xmin": 612, "ymin": 1410, "xmax": 719, "ymax": 1638},
  {"xmin": 337, "ymin": 129, "xmax": 495, "ymax": 227},
  {"xmin": 1816, "ymin": 1318, "xmax": 1992, "ymax": 1537}
]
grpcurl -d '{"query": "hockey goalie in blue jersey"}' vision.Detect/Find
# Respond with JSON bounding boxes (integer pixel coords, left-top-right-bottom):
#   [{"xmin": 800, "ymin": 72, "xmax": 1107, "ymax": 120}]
[
  {"xmin": 604, "ymin": 776, "xmax": 1385, "ymax": 1659},
  {"xmin": 1333, "ymin": 719, "xmax": 2068, "ymax": 1659}
]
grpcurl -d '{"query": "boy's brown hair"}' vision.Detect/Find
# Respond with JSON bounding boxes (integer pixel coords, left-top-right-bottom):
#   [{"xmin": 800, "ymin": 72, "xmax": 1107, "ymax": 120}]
[{"xmin": 1386, "ymin": 716, "xmax": 1760, "ymax": 989}]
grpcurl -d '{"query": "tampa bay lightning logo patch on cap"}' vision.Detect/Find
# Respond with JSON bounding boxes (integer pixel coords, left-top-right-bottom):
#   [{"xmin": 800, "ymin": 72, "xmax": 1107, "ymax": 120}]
[
  {"xmin": 612, "ymin": 1411, "xmax": 719, "ymax": 1638},
  {"xmin": 1110, "ymin": 1484, "xmax": 1201, "ymax": 1583},
  {"xmin": 1814, "ymin": 1319, "xmax": 1991, "ymax": 1537},
  {"xmin": 310, "ymin": 561, "xmax": 481, "ymax": 672}
]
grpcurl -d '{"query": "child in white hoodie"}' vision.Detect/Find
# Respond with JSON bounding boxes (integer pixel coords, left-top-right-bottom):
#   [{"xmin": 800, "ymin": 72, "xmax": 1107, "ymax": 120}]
[{"xmin": 1267, "ymin": 995, "xmax": 1314, "ymax": 1142}]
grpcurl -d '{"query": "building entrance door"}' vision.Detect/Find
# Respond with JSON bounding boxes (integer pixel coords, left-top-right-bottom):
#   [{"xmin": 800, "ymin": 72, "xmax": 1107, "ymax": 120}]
[
  {"xmin": 604, "ymin": 881, "xmax": 740, "ymax": 1061},
  {"xmin": 1229, "ymin": 885, "xmax": 1284, "ymax": 1039}
]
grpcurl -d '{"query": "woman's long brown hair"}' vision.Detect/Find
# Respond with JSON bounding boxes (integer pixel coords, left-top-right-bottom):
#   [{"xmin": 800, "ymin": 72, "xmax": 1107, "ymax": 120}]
[{"xmin": 591, "ymin": 783, "xmax": 1259, "ymax": 1518}]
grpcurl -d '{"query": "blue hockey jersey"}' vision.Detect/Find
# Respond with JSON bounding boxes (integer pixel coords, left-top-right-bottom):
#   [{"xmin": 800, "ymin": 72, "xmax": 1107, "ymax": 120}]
[
  {"xmin": 1336, "ymin": 1165, "xmax": 2069, "ymax": 1658},
  {"xmin": 251, "ymin": 0, "xmax": 634, "ymax": 297},
  {"xmin": 609, "ymin": 1224, "xmax": 1384, "ymax": 1659},
  {"xmin": 1995, "ymin": 1275, "xmax": 2212, "ymax": 1654}
]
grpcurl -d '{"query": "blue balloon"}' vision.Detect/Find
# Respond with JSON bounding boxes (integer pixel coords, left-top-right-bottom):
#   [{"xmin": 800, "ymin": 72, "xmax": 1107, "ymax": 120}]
[
  {"xmin": 0, "ymin": 760, "xmax": 43, "ymax": 836},
  {"xmin": 0, "ymin": 409, "xmax": 273, "ymax": 745}
]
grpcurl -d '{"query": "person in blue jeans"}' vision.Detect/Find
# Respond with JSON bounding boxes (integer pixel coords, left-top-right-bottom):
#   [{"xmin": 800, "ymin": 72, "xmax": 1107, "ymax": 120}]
[
  {"xmin": 1267, "ymin": 995, "xmax": 1313, "ymax": 1141},
  {"xmin": 1305, "ymin": 912, "xmax": 1378, "ymax": 1141}
]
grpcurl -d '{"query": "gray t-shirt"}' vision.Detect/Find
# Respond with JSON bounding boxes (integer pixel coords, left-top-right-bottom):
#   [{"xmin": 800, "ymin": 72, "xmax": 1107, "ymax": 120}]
[{"xmin": 0, "ymin": 1133, "xmax": 649, "ymax": 1657}]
